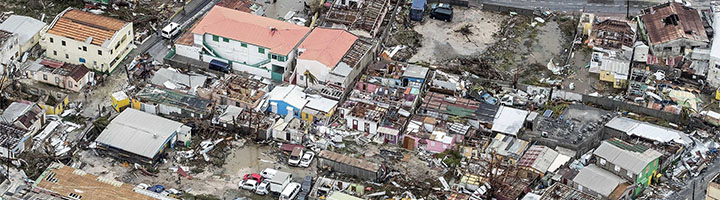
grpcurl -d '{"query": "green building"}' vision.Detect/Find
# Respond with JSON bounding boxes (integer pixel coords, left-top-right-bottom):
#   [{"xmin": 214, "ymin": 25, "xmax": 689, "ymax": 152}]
[{"xmin": 593, "ymin": 138, "xmax": 662, "ymax": 197}]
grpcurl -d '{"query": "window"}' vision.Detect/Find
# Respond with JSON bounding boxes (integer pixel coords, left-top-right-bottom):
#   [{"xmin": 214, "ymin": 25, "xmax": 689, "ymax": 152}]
[
  {"xmin": 93, "ymin": 61, "xmax": 97, "ymax": 66},
  {"xmin": 61, "ymin": 40, "xmax": 66, "ymax": 46},
  {"xmin": 98, "ymin": 50, "xmax": 102, "ymax": 55},
  {"xmin": 65, "ymin": 54, "xmax": 69, "ymax": 59},
  {"xmin": 68, "ymin": 192, "xmax": 82, "ymax": 199},
  {"xmin": 614, "ymin": 165, "xmax": 621, "ymax": 172},
  {"xmin": 271, "ymin": 54, "xmax": 278, "ymax": 60},
  {"xmin": 43, "ymin": 74, "xmax": 47, "ymax": 80},
  {"xmin": 68, "ymin": 81, "xmax": 73, "ymax": 88},
  {"xmin": 49, "ymin": 38, "xmax": 54, "ymax": 43},
  {"xmin": 55, "ymin": 77, "xmax": 60, "ymax": 84},
  {"xmin": 258, "ymin": 48, "xmax": 265, "ymax": 54},
  {"xmin": 222, "ymin": 37, "xmax": 229, "ymax": 42},
  {"xmin": 241, "ymin": 43, "xmax": 247, "ymax": 47},
  {"xmin": 212, "ymin": 35, "xmax": 219, "ymax": 42},
  {"xmin": 53, "ymin": 50, "xmax": 57, "ymax": 56},
  {"xmin": 278, "ymin": 55, "xmax": 286, "ymax": 62},
  {"xmin": 110, "ymin": 49, "xmax": 113, "ymax": 55},
  {"xmin": 82, "ymin": 46, "xmax": 87, "ymax": 51}
]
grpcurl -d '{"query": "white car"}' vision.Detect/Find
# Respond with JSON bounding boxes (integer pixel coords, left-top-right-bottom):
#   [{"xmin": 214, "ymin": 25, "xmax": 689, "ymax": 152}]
[
  {"xmin": 240, "ymin": 179, "xmax": 258, "ymax": 191},
  {"xmin": 279, "ymin": 182, "xmax": 301, "ymax": 200},
  {"xmin": 255, "ymin": 180, "xmax": 270, "ymax": 195},
  {"xmin": 298, "ymin": 151, "xmax": 315, "ymax": 168}
]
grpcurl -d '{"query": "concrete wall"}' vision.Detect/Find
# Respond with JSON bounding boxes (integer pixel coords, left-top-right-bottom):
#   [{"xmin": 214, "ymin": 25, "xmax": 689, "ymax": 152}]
[
  {"xmin": 481, "ymin": 3, "xmax": 535, "ymax": 15},
  {"xmin": 317, "ymin": 155, "xmax": 382, "ymax": 181},
  {"xmin": 0, "ymin": 34, "xmax": 19, "ymax": 68},
  {"xmin": 650, "ymin": 38, "xmax": 708, "ymax": 57},
  {"xmin": 428, "ymin": 0, "xmax": 468, "ymax": 7},
  {"xmin": 41, "ymin": 23, "xmax": 134, "ymax": 72},
  {"xmin": 26, "ymin": 69, "xmax": 88, "ymax": 92},
  {"xmin": 296, "ymin": 59, "xmax": 330, "ymax": 87}
]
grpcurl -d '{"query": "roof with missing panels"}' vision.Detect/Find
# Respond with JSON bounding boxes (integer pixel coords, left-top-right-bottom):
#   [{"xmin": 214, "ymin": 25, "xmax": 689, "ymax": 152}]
[
  {"xmin": 0, "ymin": 15, "xmax": 46, "ymax": 45},
  {"xmin": 47, "ymin": 8, "xmax": 128, "ymax": 46},
  {"xmin": 192, "ymin": 6, "xmax": 310, "ymax": 55},
  {"xmin": 35, "ymin": 163, "xmax": 156, "ymax": 200},
  {"xmin": 641, "ymin": 2, "xmax": 708, "ymax": 45},
  {"xmin": 298, "ymin": 28, "xmax": 358, "ymax": 68}
]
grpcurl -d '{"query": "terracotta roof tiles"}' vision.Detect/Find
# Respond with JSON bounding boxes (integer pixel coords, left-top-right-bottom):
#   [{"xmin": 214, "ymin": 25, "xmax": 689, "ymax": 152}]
[{"xmin": 47, "ymin": 9, "xmax": 128, "ymax": 46}]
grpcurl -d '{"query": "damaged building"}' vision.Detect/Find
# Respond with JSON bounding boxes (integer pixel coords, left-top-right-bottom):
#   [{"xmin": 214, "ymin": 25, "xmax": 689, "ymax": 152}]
[
  {"xmin": 95, "ymin": 109, "xmax": 191, "ymax": 166},
  {"xmin": 23, "ymin": 59, "xmax": 92, "ymax": 92},
  {"xmin": 522, "ymin": 104, "xmax": 614, "ymax": 157},
  {"xmin": 132, "ymin": 87, "xmax": 213, "ymax": 119},
  {"xmin": 197, "ymin": 73, "xmax": 268, "ymax": 110},
  {"xmin": 322, "ymin": 0, "xmax": 390, "ymax": 37},
  {"xmin": 588, "ymin": 17, "xmax": 636, "ymax": 50},
  {"xmin": 0, "ymin": 123, "xmax": 31, "ymax": 159},
  {"xmin": 640, "ymin": 2, "xmax": 709, "ymax": 57},
  {"xmin": 317, "ymin": 150, "xmax": 386, "ymax": 182}
]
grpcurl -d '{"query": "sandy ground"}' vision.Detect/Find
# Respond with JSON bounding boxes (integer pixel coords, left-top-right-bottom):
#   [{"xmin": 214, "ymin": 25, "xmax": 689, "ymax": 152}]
[{"xmin": 409, "ymin": 8, "xmax": 506, "ymax": 63}]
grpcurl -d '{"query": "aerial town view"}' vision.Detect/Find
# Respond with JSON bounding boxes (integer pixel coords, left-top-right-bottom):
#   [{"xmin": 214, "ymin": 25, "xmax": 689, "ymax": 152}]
[{"xmin": 4, "ymin": 0, "xmax": 720, "ymax": 199}]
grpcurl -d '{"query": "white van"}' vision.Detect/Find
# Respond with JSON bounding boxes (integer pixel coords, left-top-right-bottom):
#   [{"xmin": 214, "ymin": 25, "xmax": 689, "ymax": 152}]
[
  {"xmin": 278, "ymin": 182, "xmax": 301, "ymax": 200},
  {"xmin": 161, "ymin": 22, "xmax": 180, "ymax": 39}
]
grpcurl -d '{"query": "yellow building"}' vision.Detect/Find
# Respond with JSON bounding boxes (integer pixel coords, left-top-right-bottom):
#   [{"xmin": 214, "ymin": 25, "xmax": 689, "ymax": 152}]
[
  {"xmin": 111, "ymin": 91, "xmax": 130, "ymax": 112},
  {"xmin": 38, "ymin": 93, "xmax": 68, "ymax": 115},
  {"xmin": 301, "ymin": 97, "xmax": 338, "ymax": 123},
  {"xmin": 41, "ymin": 8, "xmax": 134, "ymax": 73},
  {"xmin": 590, "ymin": 52, "xmax": 630, "ymax": 89}
]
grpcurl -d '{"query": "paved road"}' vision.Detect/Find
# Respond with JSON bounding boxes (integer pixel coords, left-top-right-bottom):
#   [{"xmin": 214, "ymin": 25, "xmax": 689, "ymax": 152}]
[
  {"xmin": 478, "ymin": 0, "xmax": 712, "ymax": 14},
  {"xmin": 667, "ymin": 157, "xmax": 720, "ymax": 200},
  {"xmin": 144, "ymin": 0, "xmax": 215, "ymax": 62}
]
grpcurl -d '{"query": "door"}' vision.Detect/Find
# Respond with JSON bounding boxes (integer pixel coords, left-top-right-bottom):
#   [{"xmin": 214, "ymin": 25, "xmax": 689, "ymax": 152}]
[
  {"xmin": 271, "ymin": 65, "xmax": 284, "ymax": 81},
  {"xmin": 403, "ymin": 137, "xmax": 415, "ymax": 150},
  {"xmin": 352, "ymin": 120, "xmax": 358, "ymax": 130}
]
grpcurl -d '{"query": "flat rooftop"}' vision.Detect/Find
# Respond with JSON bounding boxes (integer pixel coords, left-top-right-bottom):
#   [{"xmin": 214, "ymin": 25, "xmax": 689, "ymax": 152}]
[{"xmin": 528, "ymin": 104, "xmax": 614, "ymax": 145}]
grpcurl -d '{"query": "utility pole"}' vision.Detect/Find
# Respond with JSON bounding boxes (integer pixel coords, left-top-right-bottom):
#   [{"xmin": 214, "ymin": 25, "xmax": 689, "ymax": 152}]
[{"xmin": 626, "ymin": 0, "xmax": 630, "ymax": 19}]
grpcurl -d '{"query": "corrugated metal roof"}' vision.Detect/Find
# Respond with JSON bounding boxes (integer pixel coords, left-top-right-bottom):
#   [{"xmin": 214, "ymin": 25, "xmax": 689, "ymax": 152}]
[
  {"xmin": 641, "ymin": 2, "xmax": 708, "ymax": 45},
  {"xmin": 605, "ymin": 116, "xmax": 691, "ymax": 144},
  {"xmin": 47, "ymin": 9, "xmax": 128, "ymax": 46},
  {"xmin": 95, "ymin": 109, "xmax": 183, "ymax": 158},
  {"xmin": 593, "ymin": 139, "xmax": 662, "ymax": 174},
  {"xmin": 573, "ymin": 165, "xmax": 626, "ymax": 197},
  {"xmin": 517, "ymin": 145, "xmax": 559, "ymax": 173},
  {"xmin": 0, "ymin": 15, "xmax": 46, "ymax": 45},
  {"xmin": 491, "ymin": 106, "xmax": 529, "ymax": 136}
]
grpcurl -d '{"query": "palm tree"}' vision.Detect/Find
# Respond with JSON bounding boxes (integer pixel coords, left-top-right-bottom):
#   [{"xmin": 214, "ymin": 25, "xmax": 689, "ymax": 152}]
[{"xmin": 304, "ymin": 70, "xmax": 317, "ymax": 88}]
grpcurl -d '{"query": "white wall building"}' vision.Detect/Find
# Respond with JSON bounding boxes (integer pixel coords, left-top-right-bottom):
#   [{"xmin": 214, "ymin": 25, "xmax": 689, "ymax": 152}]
[
  {"xmin": 41, "ymin": 8, "xmax": 134, "ymax": 73},
  {"xmin": 177, "ymin": 6, "xmax": 310, "ymax": 82},
  {"xmin": 0, "ymin": 30, "xmax": 19, "ymax": 74},
  {"xmin": 295, "ymin": 28, "xmax": 358, "ymax": 88},
  {"xmin": 0, "ymin": 15, "xmax": 47, "ymax": 53}
]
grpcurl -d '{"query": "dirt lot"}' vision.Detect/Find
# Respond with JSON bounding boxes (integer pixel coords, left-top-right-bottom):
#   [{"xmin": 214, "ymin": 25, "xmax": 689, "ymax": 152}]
[{"xmin": 409, "ymin": 8, "xmax": 506, "ymax": 63}]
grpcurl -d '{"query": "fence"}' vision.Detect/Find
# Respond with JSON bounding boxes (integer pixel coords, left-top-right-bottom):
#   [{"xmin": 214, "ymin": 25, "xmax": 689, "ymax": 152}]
[
  {"xmin": 481, "ymin": 2, "xmax": 535, "ymax": 15},
  {"xmin": 428, "ymin": 0, "xmax": 469, "ymax": 7}
]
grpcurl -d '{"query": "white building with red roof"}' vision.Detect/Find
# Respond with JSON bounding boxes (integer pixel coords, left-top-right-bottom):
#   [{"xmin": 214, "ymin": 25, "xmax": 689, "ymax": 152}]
[
  {"xmin": 179, "ymin": 5, "xmax": 310, "ymax": 82},
  {"xmin": 295, "ymin": 27, "xmax": 359, "ymax": 88}
]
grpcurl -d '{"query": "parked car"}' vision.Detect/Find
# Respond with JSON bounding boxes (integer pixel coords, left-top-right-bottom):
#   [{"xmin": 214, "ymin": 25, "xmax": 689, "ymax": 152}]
[
  {"xmin": 209, "ymin": 59, "xmax": 229, "ymax": 73},
  {"xmin": 279, "ymin": 182, "xmax": 301, "ymax": 200},
  {"xmin": 160, "ymin": 22, "xmax": 180, "ymax": 39},
  {"xmin": 256, "ymin": 180, "xmax": 270, "ymax": 195},
  {"xmin": 298, "ymin": 151, "xmax": 315, "ymax": 168},
  {"xmin": 150, "ymin": 185, "xmax": 165, "ymax": 193},
  {"xmin": 240, "ymin": 179, "xmax": 258, "ymax": 191},
  {"xmin": 243, "ymin": 173, "xmax": 264, "ymax": 182},
  {"xmin": 296, "ymin": 176, "xmax": 313, "ymax": 200},
  {"xmin": 430, "ymin": 7, "xmax": 453, "ymax": 22},
  {"xmin": 269, "ymin": 171, "xmax": 292, "ymax": 194},
  {"xmin": 288, "ymin": 147, "xmax": 304, "ymax": 166}
]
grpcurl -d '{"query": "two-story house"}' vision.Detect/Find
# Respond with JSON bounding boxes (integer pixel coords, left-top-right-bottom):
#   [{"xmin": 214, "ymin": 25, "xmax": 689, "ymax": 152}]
[
  {"xmin": 179, "ymin": 6, "xmax": 311, "ymax": 82},
  {"xmin": 0, "ymin": 30, "xmax": 19, "ymax": 74},
  {"xmin": 42, "ymin": 8, "xmax": 134, "ymax": 73},
  {"xmin": 593, "ymin": 138, "xmax": 662, "ymax": 197}
]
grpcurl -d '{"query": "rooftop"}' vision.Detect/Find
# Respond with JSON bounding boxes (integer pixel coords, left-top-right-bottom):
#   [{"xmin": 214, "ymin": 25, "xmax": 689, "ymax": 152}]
[
  {"xmin": 305, "ymin": 95, "xmax": 338, "ymax": 113},
  {"xmin": 486, "ymin": 133, "xmax": 529, "ymax": 159},
  {"xmin": 95, "ymin": 109, "xmax": 185, "ymax": 159},
  {"xmin": 192, "ymin": 6, "xmax": 310, "ymax": 55},
  {"xmin": 298, "ymin": 27, "xmax": 358, "ymax": 68},
  {"xmin": 29, "ymin": 59, "xmax": 90, "ymax": 81},
  {"xmin": 491, "ymin": 106, "xmax": 529, "ymax": 136},
  {"xmin": 641, "ymin": 2, "xmax": 708, "ymax": 45},
  {"xmin": 47, "ymin": 8, "xmax": 128, "ymax": 46},
  {"xmin": 540, "ymin": 183, "xmax": 599, "ymax": 200},
  {"xmin": 593, "ymin": 138, "xmax": 662, "ymax": 174},
  {"xmin": 0, "ymin": 15, "xmax": 46, "ymax": 45},
  {"xmin": 318, "ymin": 150, "xmax": 381, "ymax": 172},
  {"xmin": 135, "ymin": 87, "xmax": 213, "ymax": 114},
  {"xmin": 572, "ymin": 164, "xmax": 627, "ymax": 197},
  {"xmin": 347, "ymin": 101, "xmax": 386, "ymax": 121},
  {"xmin": 517, "ymin": 145, "xmax": 560, "ymax": 173},
  {"xmin": 150, "ymin": 68, "xmax": 208, "ymax": 90},
  {"xmin": 0, "ymin": 123, "xmax": 26, "ymax": 149},
  {"xmin": 267, "ymin": 85, "xmax": 308, "ymax": 109},
  {"xmin": 605, "ymin": 116, "xmax": 691, "ymax": 144},
  {"xmin": 34, "ymin": 163, "xmax": 158, "ymax": 200},
  {"xmin": 0, "ymin": 29, "xmax": 15, "ymax": 48},
  {"xmin": 528, "ymin": 104, "xmax": 613, "ymax": 146},
  {"xmin": 420, "ymin": 92, "xmax": 481, "ymax": 119},
  {"xmin": 0, "ymin": 101, "xmax": 33, "ymax": 124}
]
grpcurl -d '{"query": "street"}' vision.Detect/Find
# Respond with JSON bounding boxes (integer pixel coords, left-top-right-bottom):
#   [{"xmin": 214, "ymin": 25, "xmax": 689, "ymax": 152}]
[{"xmin": 478, "ymin": 0, "xmax": 713, "ymax": 14}]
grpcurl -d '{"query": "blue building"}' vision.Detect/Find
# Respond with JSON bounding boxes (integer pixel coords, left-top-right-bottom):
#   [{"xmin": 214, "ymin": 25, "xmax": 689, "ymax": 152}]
[
  {"xmin": 401, "ymin": 64, "xmax": 429, "ymax": 88},
  {"xmin": 266, "ymin": 85, "xmax": 308, "ymax": 118}
]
